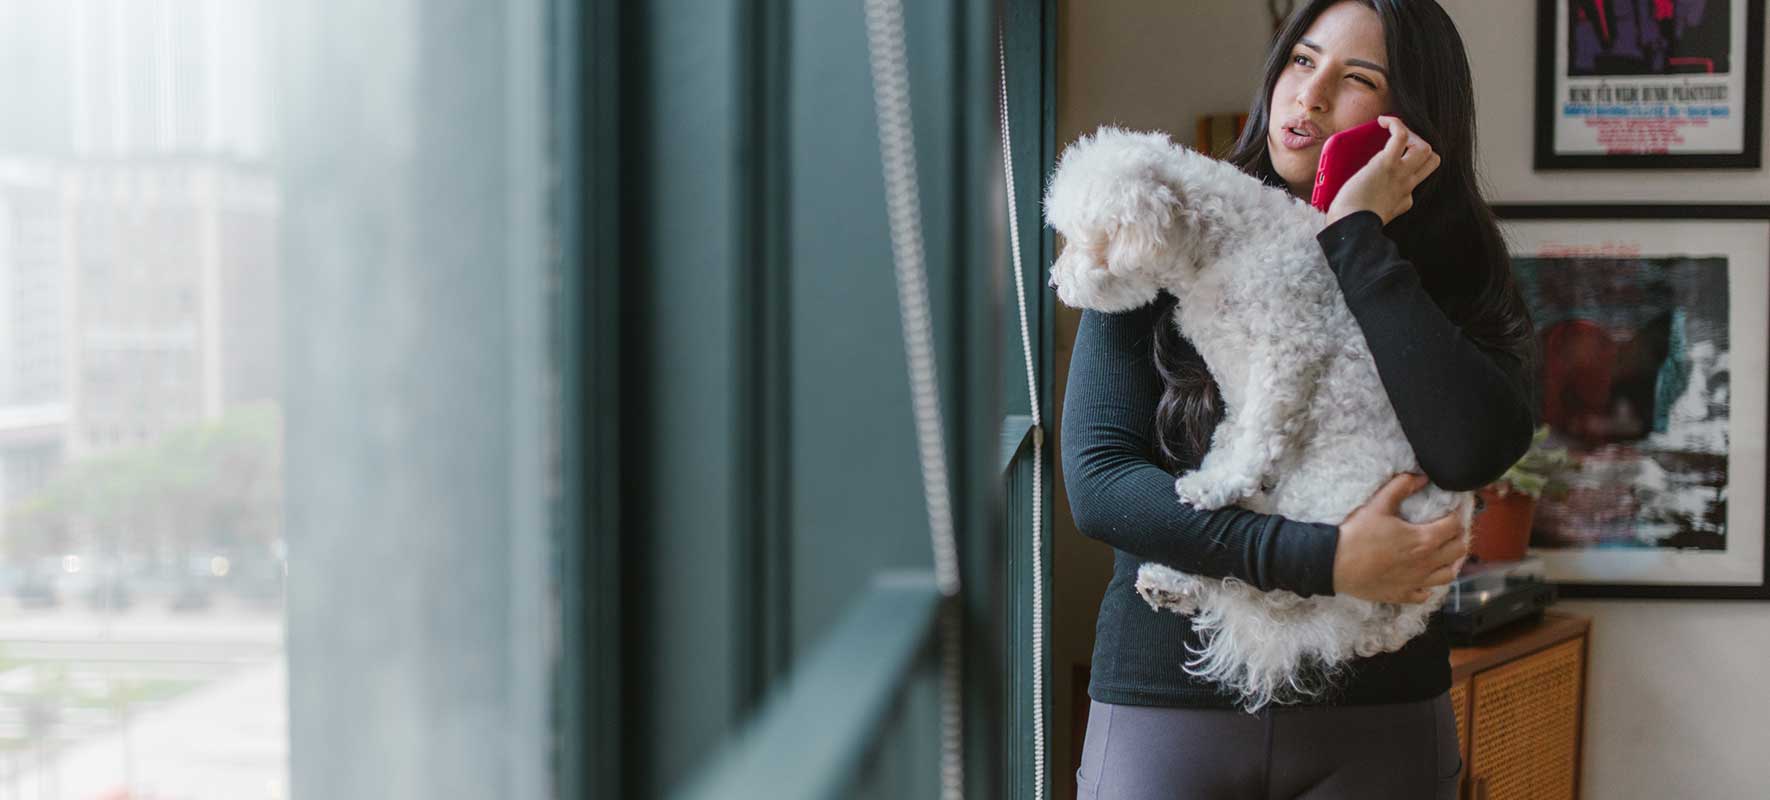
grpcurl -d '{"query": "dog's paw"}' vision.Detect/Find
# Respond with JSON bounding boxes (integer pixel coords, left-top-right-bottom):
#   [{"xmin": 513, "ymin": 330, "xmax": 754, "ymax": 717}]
[
  {"xmin": 1135, "ymin": 564, "xmax": 1202, "ymax": 615},
  {"xmin": 1175, "ymin": 468, "xmax": 1261, "ymax": 510}
]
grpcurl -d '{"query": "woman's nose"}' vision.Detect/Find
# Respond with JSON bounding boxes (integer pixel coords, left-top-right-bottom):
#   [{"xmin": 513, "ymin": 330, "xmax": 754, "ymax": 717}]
[{"xmin": 1297, "ymin": 73, "xmax": 1330, "ymax": 113}]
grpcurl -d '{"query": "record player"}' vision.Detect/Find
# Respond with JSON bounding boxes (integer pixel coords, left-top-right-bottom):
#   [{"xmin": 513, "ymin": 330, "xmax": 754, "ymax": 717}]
[{"xmin": 1440, "ymin": 557, "xmax": 1557, "ymax": 644}]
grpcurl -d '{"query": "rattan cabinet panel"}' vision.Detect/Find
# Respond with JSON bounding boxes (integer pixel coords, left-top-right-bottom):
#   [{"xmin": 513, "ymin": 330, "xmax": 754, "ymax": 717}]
[
  {"xmin": 1450, "ymin": 679, "xmax": 1470, "ymax": 778},
  {"xmin": 1467, "ymin": 638, "xmax": 1586, "ymax": 800}
]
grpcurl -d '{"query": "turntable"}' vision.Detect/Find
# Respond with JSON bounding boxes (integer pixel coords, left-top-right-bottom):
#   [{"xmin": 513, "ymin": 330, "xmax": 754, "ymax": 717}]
[{"xmin": 1440, "ymin": 557, "xmax": 1558, "ymax": 644}]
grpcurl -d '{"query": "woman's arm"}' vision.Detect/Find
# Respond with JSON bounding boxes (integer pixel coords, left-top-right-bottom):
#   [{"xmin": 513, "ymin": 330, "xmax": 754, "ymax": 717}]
[
  {"xmin": 1316, "ymin": 210, "xmax": 1538, "ymax": 491},
  {"xmin": 1061, "ymin": 299, "xmax": 1340, "ymax": 597}
]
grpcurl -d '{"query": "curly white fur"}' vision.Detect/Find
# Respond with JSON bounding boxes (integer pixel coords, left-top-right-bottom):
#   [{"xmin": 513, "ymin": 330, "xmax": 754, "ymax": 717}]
[{"xmin": 1044, "ymin": 126, "xmax": 1473, "ymax": 711}]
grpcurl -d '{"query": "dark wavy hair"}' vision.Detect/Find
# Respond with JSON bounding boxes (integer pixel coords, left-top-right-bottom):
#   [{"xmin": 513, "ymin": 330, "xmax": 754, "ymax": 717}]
[{"xmin": 1150, "ymin": 0, "xmax": 1538, "ymax": 472}]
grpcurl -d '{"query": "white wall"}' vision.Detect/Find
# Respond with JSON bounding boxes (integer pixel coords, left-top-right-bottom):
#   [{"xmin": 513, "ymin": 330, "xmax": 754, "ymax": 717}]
[
  {"xmin": 1054, "ymin": 2, "xmax": 1770, "ymax": 798},
  {"xmin": 1445, "ymin": 2, "xmax": 1770, "ymax": 797}
]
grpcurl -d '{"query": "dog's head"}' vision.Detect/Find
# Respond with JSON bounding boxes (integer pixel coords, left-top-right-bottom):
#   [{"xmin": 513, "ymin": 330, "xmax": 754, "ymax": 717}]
[
  {"xmin": 1042, "ymin": 127, "xmax": 1200, "ymax": 312},
  {"xmin": 1046, "ymin": 226, "xmax": 1170, "ymax": 312}
]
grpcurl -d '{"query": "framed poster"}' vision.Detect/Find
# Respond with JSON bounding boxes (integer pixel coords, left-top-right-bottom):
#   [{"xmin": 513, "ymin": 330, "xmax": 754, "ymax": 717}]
[
  {"xmin": 1535, "ymin": 0, "xmax": 1765, "ymax": 169},
  {"xmin": 1493, "ymin": 204, "xmax": 1770, "ymax": 599}
]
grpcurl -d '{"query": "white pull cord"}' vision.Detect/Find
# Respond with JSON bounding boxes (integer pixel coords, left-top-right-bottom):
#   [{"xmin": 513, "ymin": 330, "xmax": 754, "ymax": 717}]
[
  {"xmin": 862, "ymin": 1, "xmax": 963, "ymax": 798},
  {"xmin": 996, "ymin": 25, "xmax": 1048, "ymax": 800}
]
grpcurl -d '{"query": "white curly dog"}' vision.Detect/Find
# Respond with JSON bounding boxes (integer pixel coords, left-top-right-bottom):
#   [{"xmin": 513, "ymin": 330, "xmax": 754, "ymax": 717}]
[{"xmin": 1044, "ymin": 126, "xmax": 1472, "ymax": 711}]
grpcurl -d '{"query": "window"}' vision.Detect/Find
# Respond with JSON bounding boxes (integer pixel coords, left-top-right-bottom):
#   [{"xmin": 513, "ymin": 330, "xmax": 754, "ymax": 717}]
[{"xmin": 0, "ymin": 1, "xmax": 561, "ymax": 796}]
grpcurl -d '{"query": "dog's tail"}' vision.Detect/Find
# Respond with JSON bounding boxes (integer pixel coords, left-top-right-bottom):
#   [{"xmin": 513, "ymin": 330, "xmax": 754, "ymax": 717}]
[{"xmin": 1179, "ymin": 582, "xmax": 1353, "ymax": 711}]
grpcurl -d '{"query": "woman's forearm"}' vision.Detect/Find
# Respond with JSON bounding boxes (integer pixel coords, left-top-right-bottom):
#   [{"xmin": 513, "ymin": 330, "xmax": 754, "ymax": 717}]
[
  {"xmin": 1062, "ymin": 302, "xmax": 1340, "ymax": 597},
  {"xmin": 1316, "ymin": 211, "xmax": 1538, "ymax": 490}
]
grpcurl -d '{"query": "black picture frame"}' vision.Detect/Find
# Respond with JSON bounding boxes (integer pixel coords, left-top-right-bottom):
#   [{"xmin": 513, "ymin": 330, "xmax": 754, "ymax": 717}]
[
  {"xmin": 1492, "ymin": 203, "xmax": 1770, "ymax": 600},
  {"xmin": 1534, "ymin": 0, "xmax": 1766, "ymax": 170}
]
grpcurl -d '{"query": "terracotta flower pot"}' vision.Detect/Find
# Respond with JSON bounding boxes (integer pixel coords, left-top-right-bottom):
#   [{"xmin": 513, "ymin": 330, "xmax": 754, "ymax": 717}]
[{"xmin": 1470, "ymin": 485, "xmax": 1537, "ymax": 563}]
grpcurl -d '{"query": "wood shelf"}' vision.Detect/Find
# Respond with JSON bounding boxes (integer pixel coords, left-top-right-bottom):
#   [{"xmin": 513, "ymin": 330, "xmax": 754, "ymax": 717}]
[{"xmin": 1451, "ymin": 611, "xmax": 1590, "ymax": 683}]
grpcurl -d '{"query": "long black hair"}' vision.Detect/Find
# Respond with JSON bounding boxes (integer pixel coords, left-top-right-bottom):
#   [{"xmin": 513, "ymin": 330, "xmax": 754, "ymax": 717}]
[{"xmin": 1150, "ymin": 0, "xmax": 1538, "ymax": 472}]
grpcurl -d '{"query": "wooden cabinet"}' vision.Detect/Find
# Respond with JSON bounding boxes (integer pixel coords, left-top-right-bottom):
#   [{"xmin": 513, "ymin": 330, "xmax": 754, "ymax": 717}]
[{"xmin": 1449, "ymin": 612, "xmax": 1591, "ymax": 800}]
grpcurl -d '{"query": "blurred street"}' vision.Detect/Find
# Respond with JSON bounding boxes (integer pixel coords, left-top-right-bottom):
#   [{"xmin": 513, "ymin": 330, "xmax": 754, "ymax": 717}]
[{"xmin": 0, "ymin": 603, "xmax": 285, "ymax": 800}]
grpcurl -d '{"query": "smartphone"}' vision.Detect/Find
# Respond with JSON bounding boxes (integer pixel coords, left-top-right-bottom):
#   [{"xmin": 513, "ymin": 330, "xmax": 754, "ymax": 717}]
[{"xmin": 1309, "ymin": 118, "xmax": 1392, "ymax": 213}]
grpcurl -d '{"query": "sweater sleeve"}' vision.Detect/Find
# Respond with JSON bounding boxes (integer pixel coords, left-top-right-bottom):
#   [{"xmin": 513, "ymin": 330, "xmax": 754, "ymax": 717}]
[
  {"xmin": 1060, "ymin": 299, "xmax": 1340, "ymax": 597},
  {"xmin": 1316, "ymin": 210, "xmax": 1539, "ymax": 491}
]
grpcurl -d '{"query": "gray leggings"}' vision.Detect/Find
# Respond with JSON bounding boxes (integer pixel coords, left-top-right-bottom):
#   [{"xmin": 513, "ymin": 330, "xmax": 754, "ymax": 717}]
[{"xmin": 1075, "ymin": 692, "xmax": 1462, "ymax": 799}]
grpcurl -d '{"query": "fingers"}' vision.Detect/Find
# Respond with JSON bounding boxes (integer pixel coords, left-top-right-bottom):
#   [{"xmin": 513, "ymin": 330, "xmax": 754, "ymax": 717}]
[
  {"xmin": 1430, "ymin": 526, "xmax": 1468, "ymax": 567},
  {"xmin": 1406, "ymin": 151, "xmax": 1442, "ymax": 188},
  {"xmin": 1398, "ymin": 139, "xmax": 1426, "ymax": 168},
  {"xmin": 1377, "ymin": 116, "xmax": 1409, "ymax": 162},
  {"xmin": 1423, "ymin": 508, "xmax": 1464, "ymax": 547},
  {"xmin": 1396, "ymin": 134, "xmax": 1423, "ymax": 162},
  {"xmin": 1397, "ymin": 140, "xmax": 1436, "ymax": 181},
  {"xmin": 1369, "ymin": 473, "xmax": 1413, "ymax": 507},
  {"xmin": 1372, "ymin": 472, "xmax": 1429, "ymax": 513},
  {"xmin": 1378, "ymin": 116, "xmax": 1423, "ymax": 164},
  {"xmin": 1420, "ymin": 515, "xmax": 1467, "ymax": 589},
  {"xmin": 1378, "ymin": 115, "xmax": 1439, "ymax": 182},
  {"xmin": 1422, "ymin": 558, "xmax": 1462, "ymax": 588}
]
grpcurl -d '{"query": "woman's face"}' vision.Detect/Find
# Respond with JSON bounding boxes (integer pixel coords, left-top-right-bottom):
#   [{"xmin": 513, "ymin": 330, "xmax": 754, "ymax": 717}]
[{"xmin": 1267, "ymin": 1, "xmax": 1394, "ymax": 198}]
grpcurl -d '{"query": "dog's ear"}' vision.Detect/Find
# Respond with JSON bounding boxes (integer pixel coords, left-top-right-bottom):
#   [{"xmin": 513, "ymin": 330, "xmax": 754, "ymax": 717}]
[
  {"xmin": 1042, "ymin": 126, "xmax": 1188, "ymax": 311},
  {"xmin": 1047, "ymin": 229, "xmax": 1164, "ymax": 312}
]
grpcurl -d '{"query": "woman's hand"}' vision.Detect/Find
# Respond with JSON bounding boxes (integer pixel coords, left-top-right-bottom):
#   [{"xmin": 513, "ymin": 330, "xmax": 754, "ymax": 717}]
[
  {"xmin": 1332, "ymin": 472, "xmax": 1467, "ymax": 605},
  {"xmin": 1323, "ymin": 115, "xmax": 1443, "ymax": 227}
]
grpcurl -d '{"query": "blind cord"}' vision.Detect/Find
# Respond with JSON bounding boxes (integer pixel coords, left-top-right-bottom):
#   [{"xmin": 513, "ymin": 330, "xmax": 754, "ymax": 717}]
[
  {"xmin": 996, "ymin": 24, "xmax": 1048, "ymax": 800},
  {"xmin": 862, "ymin": 0, "xmax": 964, "ymax": 798}
]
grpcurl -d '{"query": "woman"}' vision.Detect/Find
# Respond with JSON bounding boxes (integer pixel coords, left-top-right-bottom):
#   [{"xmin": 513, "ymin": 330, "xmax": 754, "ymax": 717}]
[{"xmin": 1060, "ymin": 1, "xmax": 1539, "ymax": 797}]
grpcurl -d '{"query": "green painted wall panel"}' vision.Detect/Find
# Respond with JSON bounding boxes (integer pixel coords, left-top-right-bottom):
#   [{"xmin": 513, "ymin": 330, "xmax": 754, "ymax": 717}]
[{"xmin": 633, "ymin": 0, "xmax": 744, "ymax": 794}]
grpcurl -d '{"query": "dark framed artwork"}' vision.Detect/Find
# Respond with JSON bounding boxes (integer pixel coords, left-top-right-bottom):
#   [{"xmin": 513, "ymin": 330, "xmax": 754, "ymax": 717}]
[
  {"xmin": 1535, "ymin": 0, "xmax": 1765, "ymax": 169},
  {"xmin": 1493, "ymin": 204, "xmax": 1770, "ymax": 599}
]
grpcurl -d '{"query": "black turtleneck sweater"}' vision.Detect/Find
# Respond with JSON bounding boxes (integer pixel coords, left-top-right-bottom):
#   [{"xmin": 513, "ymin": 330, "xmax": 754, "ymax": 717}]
[{"xmin": 1061, "ymin": 208, "xmax": 1537, "ymax": 709}]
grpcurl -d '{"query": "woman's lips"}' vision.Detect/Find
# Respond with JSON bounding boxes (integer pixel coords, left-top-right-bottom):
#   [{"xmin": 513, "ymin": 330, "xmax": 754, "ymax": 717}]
[{"xmin": 1278, "ymin": 126, "xmax": 1321, "ymax": 150}]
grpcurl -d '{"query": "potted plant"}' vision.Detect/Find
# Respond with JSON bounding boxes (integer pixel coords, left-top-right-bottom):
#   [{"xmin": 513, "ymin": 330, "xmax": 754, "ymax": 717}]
[{"xmin": 1469, "ymin": 425, "xmax": 1573, "ymax": 563}]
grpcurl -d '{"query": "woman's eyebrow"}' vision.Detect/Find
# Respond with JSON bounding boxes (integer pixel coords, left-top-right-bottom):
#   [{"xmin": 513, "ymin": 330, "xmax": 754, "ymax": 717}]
[{"xmin": 1297, "ymin": 38, "xmax": 1389, "ymax": 77}]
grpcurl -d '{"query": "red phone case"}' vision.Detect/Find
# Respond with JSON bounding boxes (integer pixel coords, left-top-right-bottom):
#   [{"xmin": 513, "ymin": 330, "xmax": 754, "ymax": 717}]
[{"xmin": 1309, "ymin": 118, "xmax": 1391, "ymax": 212}]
